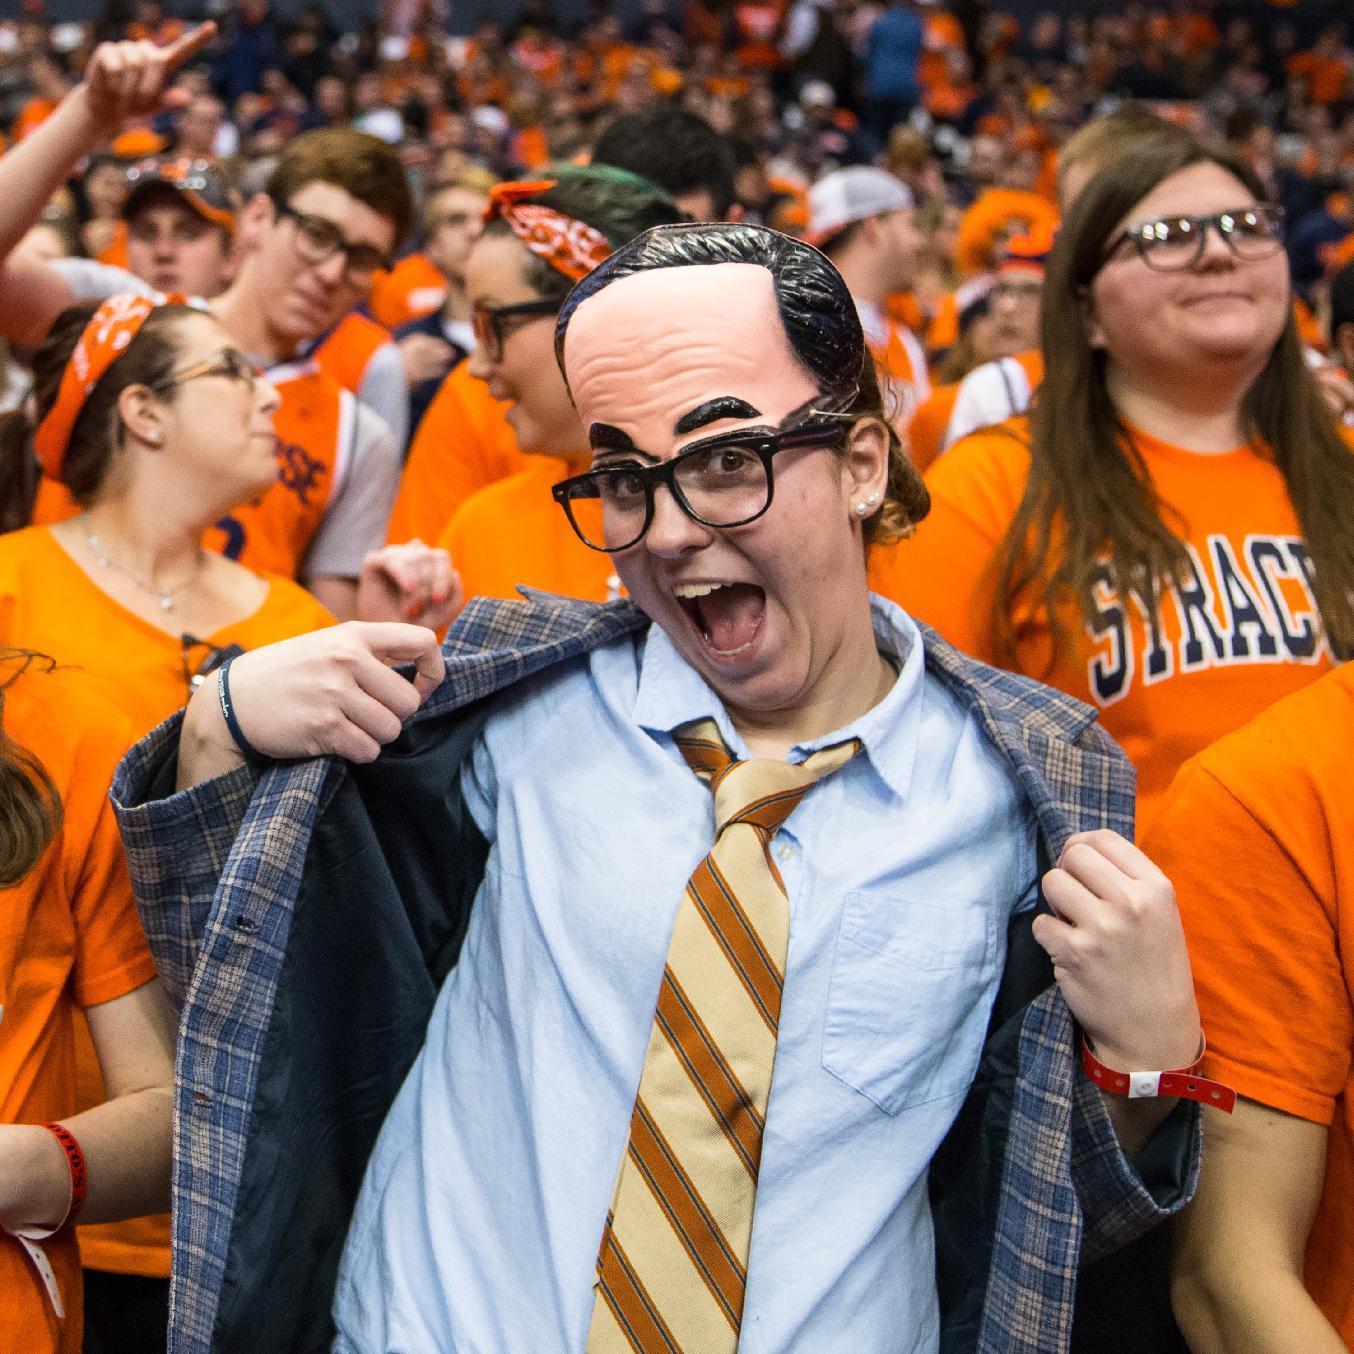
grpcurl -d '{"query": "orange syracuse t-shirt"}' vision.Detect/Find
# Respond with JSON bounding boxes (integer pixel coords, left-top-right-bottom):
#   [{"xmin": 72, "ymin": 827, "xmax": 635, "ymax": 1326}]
[
  {"xmin": 1143, "ymin": 664, "xmax": 1354, "ymax": 1345},
  {"xmin": 0, "ymin": 527, "xmax": 332, "ymax": 1280},
  {"xmin": 0, "ymin": 661, "xmax": 158, "ymax": 1354},
  {"xmin": 437, "ymin": 455, "xmax": 618, "ymax": 604},
  {"xmin": 387, "ymin": 360, "xmax": 531, "ymax": 546},
  {"xmin": 868, "ymin": 418, "xmax": 1335, "ymax": 834}
]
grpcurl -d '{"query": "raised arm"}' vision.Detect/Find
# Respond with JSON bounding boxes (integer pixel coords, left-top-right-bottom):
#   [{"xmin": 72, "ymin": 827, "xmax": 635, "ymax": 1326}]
[{"xmin": 0, "ymin": 25, "xmax": 215, "ymax": 341}]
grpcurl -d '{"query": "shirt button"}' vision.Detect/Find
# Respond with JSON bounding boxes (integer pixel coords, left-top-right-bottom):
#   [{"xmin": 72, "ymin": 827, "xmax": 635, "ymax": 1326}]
[{"xmin": 775, "ymin": 841, "xmax": 797, "ymax": 862}]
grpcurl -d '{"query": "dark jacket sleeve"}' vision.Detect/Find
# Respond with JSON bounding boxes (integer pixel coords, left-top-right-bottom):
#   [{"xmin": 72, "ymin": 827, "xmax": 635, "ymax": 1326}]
[{"xmin": 210, "ymin": 701, "xmax": 492, "ymax": 1354}]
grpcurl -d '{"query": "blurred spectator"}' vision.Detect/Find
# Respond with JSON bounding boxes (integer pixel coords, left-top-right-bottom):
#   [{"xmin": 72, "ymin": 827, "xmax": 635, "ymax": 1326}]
[
  {"xmin": 810, "ymin": 165, "xmax": 930, "ymax": 431},
  {"xmin": 175, "ymin": 92, "xmax": 227, "ymax": 160},
  {"xmin": 78, "ymin": 154, "xmax": 128, "ymax": 260},
  {"xmin": 592, "ymin": 103, "xmax": 738, "ymax": 220},
  {"xmin": 393, "ymin": 169, "xmax": 494, "ymax": 438},
  {"xmin": 862, "ymin": 0, "xmax": 923, "ymax": 152},
  {"xmin": 121, "ymin": 157, "xmax": 240, "ymax": 299},
  {"xmin": 212, "ymin": 0, "xmax": 280, "ymax": 104},
  {"xmin": 1331, "ymin": 260, "xmax": 1354, "ymax": 377}
]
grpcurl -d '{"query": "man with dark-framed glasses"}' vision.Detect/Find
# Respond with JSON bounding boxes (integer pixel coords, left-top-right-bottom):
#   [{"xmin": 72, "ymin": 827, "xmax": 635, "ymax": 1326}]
[
  {"xmin": 114, "ymin": 221, "xmax": 1213, "ymax": 1353},
  {"xmin": 3, "ymin": 114, "xmax": 413, "ymax": 623}
]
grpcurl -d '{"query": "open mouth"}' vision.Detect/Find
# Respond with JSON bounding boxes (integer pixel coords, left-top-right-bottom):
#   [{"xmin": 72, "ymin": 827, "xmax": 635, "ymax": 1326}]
[{"xmin": 674, "ymin": 581, "xmax": 767, "ymax": 660}]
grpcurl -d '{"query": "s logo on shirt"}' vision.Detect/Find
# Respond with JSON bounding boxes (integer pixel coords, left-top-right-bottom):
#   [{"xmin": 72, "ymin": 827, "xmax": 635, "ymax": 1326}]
[{"xmin": 277, "ymin": 442, "xmax": 328, "ymax": 506}]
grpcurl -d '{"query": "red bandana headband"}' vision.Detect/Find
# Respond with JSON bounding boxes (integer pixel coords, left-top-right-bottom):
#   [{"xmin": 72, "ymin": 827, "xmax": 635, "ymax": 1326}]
[
  {"xmin": 34, "ymin": 292, "xmax": 186, "ymax": 482},
  {"xmin": 485, "ymin": 179, "xmax": 612, "ymax": 283}
]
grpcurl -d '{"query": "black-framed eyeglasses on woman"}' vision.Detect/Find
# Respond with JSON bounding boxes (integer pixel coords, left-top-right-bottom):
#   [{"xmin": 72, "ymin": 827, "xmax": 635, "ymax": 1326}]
[
  {"xmin": 552, "ymin": 390, "xmax": 856, "ymax": 553},
  {"xmin": 470, "ymin": 298, "xmax": 559, "ymax": 362},
  {"xmin": 1103, "ymin": 203, "xmax": 1285, "ymax": 272}
]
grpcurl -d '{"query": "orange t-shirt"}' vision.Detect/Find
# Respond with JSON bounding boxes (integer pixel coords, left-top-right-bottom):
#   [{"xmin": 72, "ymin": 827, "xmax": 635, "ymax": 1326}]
[
  {"xmin": 369, "ymin": 254, "xmax": 448, "ymax": 331},
  {"xmin": 437, "ymin": 455, "xmax": 617, "ymax": 604},
  {"xmin": 0, "ymin": 526, "xmax": 334, "ymax": 742},
  {"xmin": 387, "ymin": 361, "xmax": 530, "ymax": 546},
  {"xmin": 859, "ymin": 302, "xmax": 932, "ymax": 432},
  {"xmin": 0, "ymin": 661, "xmax": 158, "ymax": 1354},
  {"xmin": 868, "ymin": 419, "xmax": 1335, "ymax": 834},
  {"xmin": 13, "ymin": 97, "xmax": 58, "ymax": 142},
  {"xmin": 1143, "ymin": 664, "xmax": 1354, "ymax": 1344},
  {"xmin": 0, "ymin": 526, "xmax": 332, "ymax": 1279}
]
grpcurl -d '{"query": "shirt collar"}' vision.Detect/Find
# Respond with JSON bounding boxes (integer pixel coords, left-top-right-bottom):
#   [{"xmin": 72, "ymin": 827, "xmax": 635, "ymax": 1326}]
[{"xmin": 632, "ymin": 594, "xmax": 924, "ymax": 804}]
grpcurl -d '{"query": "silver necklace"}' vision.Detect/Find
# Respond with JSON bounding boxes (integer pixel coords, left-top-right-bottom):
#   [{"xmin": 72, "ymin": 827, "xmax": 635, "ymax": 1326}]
[{"xmin": 81, "ymin": 522, "xmax": 206, "ymax": 613}]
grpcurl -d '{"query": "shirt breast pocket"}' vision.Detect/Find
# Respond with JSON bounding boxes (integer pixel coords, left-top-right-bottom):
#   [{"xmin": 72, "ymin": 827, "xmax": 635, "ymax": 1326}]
[{"xmin": 822, "ymin": 890, "xmax": 997, "ymax": 1115}]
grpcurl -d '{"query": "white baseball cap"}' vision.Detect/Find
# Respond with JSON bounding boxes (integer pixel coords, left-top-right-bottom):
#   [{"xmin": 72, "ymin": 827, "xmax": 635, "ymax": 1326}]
[{"xmin": 807, "ymin": 166, "xmax": 914, "ymax": 247}]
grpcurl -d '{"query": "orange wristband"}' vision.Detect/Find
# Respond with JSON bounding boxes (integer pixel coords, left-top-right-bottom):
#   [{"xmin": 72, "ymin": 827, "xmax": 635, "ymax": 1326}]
[{"xmin": 1080, "ymin": 1039, "xmax": 1236, "ymax": 1113}]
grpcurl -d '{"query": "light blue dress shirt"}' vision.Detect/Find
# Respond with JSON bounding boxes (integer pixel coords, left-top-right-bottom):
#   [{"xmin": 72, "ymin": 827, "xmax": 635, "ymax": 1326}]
[{"xmin": 333, "ymin": 597, "xmax": 1038, "ymax": 1353}]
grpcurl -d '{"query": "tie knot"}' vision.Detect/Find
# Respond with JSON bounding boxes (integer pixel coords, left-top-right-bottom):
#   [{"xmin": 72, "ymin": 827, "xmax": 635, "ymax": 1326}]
[{"xmin": 674, "ymin": 719, "xmax": 861, "ymax": 840}]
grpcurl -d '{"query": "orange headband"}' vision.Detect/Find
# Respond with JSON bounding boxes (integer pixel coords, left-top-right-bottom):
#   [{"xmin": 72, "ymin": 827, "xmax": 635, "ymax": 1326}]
[
  {"xmin": 34, "ymin": 293, "xmax": 184, "ymax": 482},
  {"xmin": 485, "ymin": 179, "xmax": 612, "ymax": 283}
]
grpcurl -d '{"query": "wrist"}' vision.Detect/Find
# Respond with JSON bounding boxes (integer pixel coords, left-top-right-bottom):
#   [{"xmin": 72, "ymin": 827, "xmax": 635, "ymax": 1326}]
[
  {"xmin": 53, "ymin": 84, "xmax": 104, "ymax": 148},
  {"xmin": 1089, "ymin": 1025, "xmax": 1204, "ymax": 1077},
  {"xmin": 1082, "ymin": 1036, "xmax": 1236, "ymax": 1113},
  {"xmin": 179, "ymin": 674, "xmax": 247, "ymax": 786},
  {"xmin": 0, "ymin": 1125, "xmax": 71, "ymax": 1233}
]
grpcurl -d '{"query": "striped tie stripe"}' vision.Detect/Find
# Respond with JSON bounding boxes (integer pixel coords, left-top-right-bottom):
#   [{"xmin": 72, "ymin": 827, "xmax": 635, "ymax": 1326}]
[
  {"xmin": 587, "ymin": 720, "xmax": 860, "ymax": 1354},
  {"xmin": 687, "ymin": 856, "xmax": 783, "ymax": 1031}
]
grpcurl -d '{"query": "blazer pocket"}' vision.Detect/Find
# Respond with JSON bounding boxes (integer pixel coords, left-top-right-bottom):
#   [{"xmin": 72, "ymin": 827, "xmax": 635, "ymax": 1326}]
[{"xmin": 822, "ymin": 890, "xmax": 996, "ymax": 1115}]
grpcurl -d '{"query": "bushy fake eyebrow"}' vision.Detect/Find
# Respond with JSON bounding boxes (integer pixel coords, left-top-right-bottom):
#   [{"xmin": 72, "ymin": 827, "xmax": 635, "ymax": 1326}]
[
  {"xmin": 588, "ymin": 422, "xmax": 638, "ymax": 451},
  {"xmin": 674, "ymin": 396, "xmax": 762, "ymax": 434}
]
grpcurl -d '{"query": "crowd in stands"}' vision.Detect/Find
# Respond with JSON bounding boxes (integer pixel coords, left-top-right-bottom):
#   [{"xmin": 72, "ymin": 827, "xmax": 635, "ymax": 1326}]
[{"xmin": 0, "ymin": 1, "xmax": 1352, "ymax": 1352}]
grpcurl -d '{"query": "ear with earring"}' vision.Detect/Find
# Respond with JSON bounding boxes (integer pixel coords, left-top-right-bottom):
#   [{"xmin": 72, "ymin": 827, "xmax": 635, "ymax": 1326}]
[{"xmin": 855, "ymin": 491, "xmax": 881, "ymax": 518}]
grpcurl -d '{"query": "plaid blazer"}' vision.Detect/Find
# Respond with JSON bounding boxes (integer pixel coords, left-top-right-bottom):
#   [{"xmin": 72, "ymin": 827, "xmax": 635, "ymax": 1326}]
[{"xmin": 112, "ymin": 593, "xmax": 1200, "ymax": 1354}]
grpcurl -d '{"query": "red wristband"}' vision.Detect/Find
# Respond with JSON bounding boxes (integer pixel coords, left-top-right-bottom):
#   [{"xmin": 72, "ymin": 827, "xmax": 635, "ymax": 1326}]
[
  {"xmin": 42, "ymin": 1123, "xmax": 88, "ymax": 1228},
  {"xmin": 1080, "ymin": 1039, "xmax": 1236, "ymax": 1113}
]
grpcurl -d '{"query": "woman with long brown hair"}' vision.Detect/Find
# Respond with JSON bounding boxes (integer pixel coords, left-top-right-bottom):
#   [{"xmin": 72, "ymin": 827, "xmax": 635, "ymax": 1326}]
[
  {"xmin": 0, "ymin": 651, "xmax": 174, "ymax": 1354},
  {"xmin": 870, "ymin": 132, "xmax": 1354, "ymax": 835}
]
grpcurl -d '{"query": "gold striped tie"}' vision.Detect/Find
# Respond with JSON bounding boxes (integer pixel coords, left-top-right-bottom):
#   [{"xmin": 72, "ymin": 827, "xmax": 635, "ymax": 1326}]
[{"xmin": 587, "ymin": 718, "xmax": 860, "ymax": 1353}]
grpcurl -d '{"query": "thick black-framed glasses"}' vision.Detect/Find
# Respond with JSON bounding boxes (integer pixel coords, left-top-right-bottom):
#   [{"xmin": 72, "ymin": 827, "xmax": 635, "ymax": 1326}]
[
  {"xmin": 470, "ymin": 298, "xmax": 559, "ymax": 361},
  {"xmin": 151, "ymin": 347, "xmax": 259, "ymax": 394},
  {"xmin": 1102, "ymin": 203, "xmax": 1285, "ymax": 272},
  {"xmin": 272, "ymin": 200, "xmax": 393, "ymax": 284},
  {"xmin": 179, "ymin": 634, "xmax": 242, "ymax": 694},
  {"xmin": 552, "ymin": 390, "xmax": 856, "ymax": 554}
]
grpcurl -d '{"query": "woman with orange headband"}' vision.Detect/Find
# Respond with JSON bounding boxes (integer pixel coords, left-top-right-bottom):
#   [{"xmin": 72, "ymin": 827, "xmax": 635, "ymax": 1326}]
[
  {"xmin": 432, "ymin": 166, "xmax": 682, "ymax": 607},
  {"xmin": 0, "ymin": 293, "xmax": 457, "ymax": 1344},
  {"xmin": 0, "ymin": 296, "xmax": 338, "ymax": 736}
]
